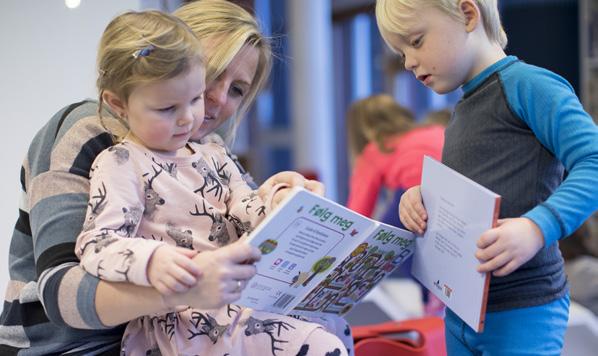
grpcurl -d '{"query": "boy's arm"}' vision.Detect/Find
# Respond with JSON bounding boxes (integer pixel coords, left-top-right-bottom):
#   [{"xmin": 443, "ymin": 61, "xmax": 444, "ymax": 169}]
[{"xmin": 503, "ymin": 67, "xmax": 598, "ymax": 246}]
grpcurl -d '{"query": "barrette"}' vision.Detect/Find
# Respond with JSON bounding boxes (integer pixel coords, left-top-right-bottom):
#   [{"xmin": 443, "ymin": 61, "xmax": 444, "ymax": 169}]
[{"xmin": 132, "ymin": 44, "xmax": 155, "ymax": 59}]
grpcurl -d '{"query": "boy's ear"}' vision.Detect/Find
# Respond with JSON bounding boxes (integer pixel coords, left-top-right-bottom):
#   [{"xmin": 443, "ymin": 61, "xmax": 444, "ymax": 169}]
[
  {"xmin": 101, "ymin": 90, "xmax": 127, "ymax": 118},
  {"xmin": 459, "ymin": 0, "xmax": 480, "ymax": 33}
]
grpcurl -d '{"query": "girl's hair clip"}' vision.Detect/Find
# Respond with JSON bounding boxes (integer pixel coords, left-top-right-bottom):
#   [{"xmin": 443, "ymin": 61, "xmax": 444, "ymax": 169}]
[{"xmin": 132, "ymin": 44, "xmax": 155, "ymax": 59}]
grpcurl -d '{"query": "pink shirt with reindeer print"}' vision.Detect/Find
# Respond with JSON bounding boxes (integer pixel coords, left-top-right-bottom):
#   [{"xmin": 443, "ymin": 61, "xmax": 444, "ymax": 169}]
[
  {"xmin": 74, "ymin": 139, "xmax": 351, "ymax": 356},
  {"xmin": 75, "ymin": 139, "xmax": 264, "ymax": 286}
]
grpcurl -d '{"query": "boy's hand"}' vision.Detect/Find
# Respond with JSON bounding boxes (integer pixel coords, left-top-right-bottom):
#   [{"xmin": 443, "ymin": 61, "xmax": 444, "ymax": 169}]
[
  {"xmin": 399, "ymin": 185, "xmax": 428, "ymax": 234},
  {"xmin": 147, "ymin": 245, "xmax": 201, "ymax": 296},
  {"xmin": 476, "ymin": 217, "xmax": 545, "ymax": 277}
]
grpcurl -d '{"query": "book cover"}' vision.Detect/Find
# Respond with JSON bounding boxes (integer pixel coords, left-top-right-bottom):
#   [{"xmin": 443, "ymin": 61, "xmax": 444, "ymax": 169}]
[
  {"xmin": 411, "ymin": 156, "xmax": 500, "ymax": 332},
  {"xmin": 236, "ymin": 187, "xmax": 415, "ymax": 316}
]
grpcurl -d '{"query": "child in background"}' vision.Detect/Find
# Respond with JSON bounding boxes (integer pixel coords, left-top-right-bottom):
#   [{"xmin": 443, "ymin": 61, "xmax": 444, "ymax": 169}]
[
  {"xmin": 345, "ymin": 95, "xmax": 446, "ymax": 316},
  {"xmin": 76, "ymin": 10, "xmax": 347, "ymax": 355},
  {"xmin": 346, "ymin": 94, "xmax": 444, "ymax": 219},
  {"xmin": 376, "ymin": 0, "xmax": 598, "ymax": 354}
]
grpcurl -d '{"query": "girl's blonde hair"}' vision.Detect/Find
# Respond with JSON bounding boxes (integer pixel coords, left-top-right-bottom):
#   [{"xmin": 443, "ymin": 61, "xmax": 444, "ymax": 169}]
[
  {"xmin": 376, "ymin": 0, "xmax": 507, "ymax": 50},
  {"xmin": 346, "ymin": 94, "xmax": 415, "ymax": 161},
  {"xmin": 174, "ymin": 0, "xmax": 273, "ymax": 142},
  {"xmin": 97, "ymin": 10, "xmax": 204, "ymax": 120}
]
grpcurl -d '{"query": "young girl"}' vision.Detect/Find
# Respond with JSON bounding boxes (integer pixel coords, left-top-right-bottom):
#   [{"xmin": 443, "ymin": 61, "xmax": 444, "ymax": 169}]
[
  {"xmin": 346, "ymin": 94, "xmax": 445, "ymax": 220},
  {"xmin": 345, "ymin": 95, "xmax": 446, "ymax": 316},
  {"xmin": 76, "ymin": 10, "xmax": 347, "ymax": 355}
]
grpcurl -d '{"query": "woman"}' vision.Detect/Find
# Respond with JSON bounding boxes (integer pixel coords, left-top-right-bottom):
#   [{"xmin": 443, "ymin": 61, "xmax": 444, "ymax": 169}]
[{"xmin": 0, "ymin": 1, "xmax": 347, "ymax": 355}]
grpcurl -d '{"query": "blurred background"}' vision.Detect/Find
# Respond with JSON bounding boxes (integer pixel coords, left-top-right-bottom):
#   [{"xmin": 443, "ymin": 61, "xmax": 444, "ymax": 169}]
[{"xmin": 0, "ymin": 1, "xmax": 594, "ymax": 350}]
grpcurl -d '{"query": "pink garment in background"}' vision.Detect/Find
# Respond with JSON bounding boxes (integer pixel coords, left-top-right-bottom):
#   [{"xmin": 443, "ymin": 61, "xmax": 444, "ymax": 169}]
[{"xmin": 347, "ymin": 124, "xmax": 445, "ymax": 217}]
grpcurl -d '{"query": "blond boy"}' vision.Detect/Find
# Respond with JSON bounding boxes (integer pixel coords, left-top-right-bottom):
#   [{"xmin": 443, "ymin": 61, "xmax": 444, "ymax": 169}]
[{"xmin": 376, "ymin": 0, "xmax": 598, "ymax": 354}]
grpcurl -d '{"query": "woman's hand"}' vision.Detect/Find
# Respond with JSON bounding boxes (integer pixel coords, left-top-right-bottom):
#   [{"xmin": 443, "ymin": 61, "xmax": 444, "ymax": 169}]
[{"xmin": 162, "ymin": 241, "xmax": 261, "ymax": 310}]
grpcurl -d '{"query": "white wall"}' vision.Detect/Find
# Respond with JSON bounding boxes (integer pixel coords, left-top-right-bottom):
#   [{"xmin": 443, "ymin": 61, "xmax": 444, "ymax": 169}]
[{"xmin": 0, "ymin": 0, "xmax": 140, "ymax": 296}]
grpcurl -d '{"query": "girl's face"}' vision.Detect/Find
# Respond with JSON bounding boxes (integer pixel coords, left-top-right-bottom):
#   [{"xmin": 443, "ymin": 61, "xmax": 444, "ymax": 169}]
[
  {"xmin": 122, "ymin": 63, "xmax": 206, "ymax": 155},
  {"xmin": 386, "ymin": 5, "xmax": 478, "ymax": 94},
  {"xmin": 192, "ymin": 41, "xmax": 260, "ymax": 140}
]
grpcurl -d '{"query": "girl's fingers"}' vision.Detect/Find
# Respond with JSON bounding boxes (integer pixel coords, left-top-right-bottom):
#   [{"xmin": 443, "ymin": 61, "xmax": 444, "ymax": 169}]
[
  {"xmin": 174, "ymin": 253, "xmax": 202, "ymax": 277},
  {"xmin": 305, "ymin": 179, "xmax": 325, "ymax": 195}
]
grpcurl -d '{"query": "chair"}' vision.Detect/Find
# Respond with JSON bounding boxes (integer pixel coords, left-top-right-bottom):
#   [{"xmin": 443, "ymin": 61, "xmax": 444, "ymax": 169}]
[{"xmin": 353, "ymin": 316, "xmax": 447, "ymax": 356}]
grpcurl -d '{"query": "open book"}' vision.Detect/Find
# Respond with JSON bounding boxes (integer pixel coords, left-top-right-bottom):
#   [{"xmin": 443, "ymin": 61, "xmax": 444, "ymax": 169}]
[
  {"xmin": 411, "ymin": 156, "xmax": 501, "ymax": 332},
  {"xmin": 236, "ymin": 187, "xmax": 415, "ymax": 317}
]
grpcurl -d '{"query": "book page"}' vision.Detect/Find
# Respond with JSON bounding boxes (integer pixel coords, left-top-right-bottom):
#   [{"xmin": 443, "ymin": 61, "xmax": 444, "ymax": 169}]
[
  {"xmin": 293, "ymin": 223, "xmax": 415, "ymax": 316},
  {"xmin": 236, "ymin": 188, "xmax": 376, "ymax": 314},
  {"xmin": 411, "ymin": 156, "xmax": 500, "ymax": 332}
]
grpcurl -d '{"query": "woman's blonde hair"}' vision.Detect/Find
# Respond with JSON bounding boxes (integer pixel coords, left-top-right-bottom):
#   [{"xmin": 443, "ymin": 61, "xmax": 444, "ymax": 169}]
[
  {"xmin": 174, "ymin": 0, "xmax": 272, "ymax": 141},
  {"xmin": 346, "ymin": 94, "xmax": 415, "ymax": 161},
  {"xmin": 376, "ymin": 0, "xmax": 507, "ymax": 51},
  {"xmin": 96, "ymin": 10, "xmax": 204, "ymax": 119}
]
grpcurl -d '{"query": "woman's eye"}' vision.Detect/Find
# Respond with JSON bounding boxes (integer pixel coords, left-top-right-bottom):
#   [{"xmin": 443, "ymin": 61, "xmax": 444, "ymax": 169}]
[{"xmin": 230, "ymin": 86, "xmax": 244, "ymax": 97}]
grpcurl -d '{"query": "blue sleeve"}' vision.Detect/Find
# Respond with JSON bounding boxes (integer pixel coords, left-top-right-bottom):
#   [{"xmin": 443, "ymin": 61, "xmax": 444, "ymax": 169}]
[{"xmin": 501, "ymin": 64, "xmax": 598, "ymax": 246}]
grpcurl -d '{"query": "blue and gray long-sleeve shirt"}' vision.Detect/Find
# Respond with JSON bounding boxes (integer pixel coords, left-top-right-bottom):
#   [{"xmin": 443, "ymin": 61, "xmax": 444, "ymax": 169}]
[{"xmin": 443, "ymin": 56, "xmax": 598, "ymax": 311}]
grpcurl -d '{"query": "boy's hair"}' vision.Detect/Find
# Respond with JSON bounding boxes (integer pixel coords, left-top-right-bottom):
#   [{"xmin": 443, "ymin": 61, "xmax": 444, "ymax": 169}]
[
  {"xmin": 376, "ymin": 0, "xmax": 507, "ymax": 50},
  {"xmin": 97, "ymin": 10, "xmax": 204, "ymax": 116},
  {"xmin": 174, "ymin": 0, "xmax": 272, "ymax": 142},
  {"xmin": 346, "ymin": 94, "xmax": 415, "ymax": 160}
]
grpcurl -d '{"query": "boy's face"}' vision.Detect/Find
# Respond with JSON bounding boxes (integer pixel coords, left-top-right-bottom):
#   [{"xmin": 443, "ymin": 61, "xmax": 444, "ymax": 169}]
[{"xmin": 386, "ymin": 5, "xmax": 477, "ymax": 94}]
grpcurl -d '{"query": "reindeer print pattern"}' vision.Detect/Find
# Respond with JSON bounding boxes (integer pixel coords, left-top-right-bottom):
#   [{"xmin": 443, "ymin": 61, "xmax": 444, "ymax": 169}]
[
  {"xmin": 188, "ymin": 312, "xmax": 229, "ymax": 344},
  {"xmin": 78, "ymin": 141, "xmax": 352, "ymax": 355},
  {"xmin": 107, "ymin": 145, "xmax": 129, "ymax": 164},
  {"xmin": 143, "ymin": 166, "xmax": 165, "ymax": 220},
  {"xmin": 190, "ymin": 201, "xmax": 231, "ymax": 246},
  {"xmin": 227, "ymin": 214, "xmax": 253, "ymax": 236},
  {"xmin": 165, "ymin": 223, "xmax": 194, "ymax": 249},
  {"xmin": 83, "ymin": 182, "xmax": 108, "ymax": 231},
  {"xmin": 152, "ymin": 156, "xmax": 178, "ymax": 178},
  {"xmin": 244, "ymin": 316, "xmax": 296, "ymax": 355}
]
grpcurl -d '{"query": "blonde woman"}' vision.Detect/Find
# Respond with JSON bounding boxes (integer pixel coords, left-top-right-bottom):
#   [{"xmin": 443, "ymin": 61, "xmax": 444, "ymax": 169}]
[{"xmin": 0, "ymin": 1, "xmax": 349, "ymax": 355}]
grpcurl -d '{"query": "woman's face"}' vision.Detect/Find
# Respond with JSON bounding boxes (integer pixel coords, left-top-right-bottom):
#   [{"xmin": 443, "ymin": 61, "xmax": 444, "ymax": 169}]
[{"xmin": 192, "ymin": 40, "xmax": 260, "ymax": 140}]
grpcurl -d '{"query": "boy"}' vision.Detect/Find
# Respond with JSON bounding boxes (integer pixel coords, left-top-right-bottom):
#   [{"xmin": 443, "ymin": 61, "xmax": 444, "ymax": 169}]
[{"xmin": 376, "ymin": 0, "xmax": 598, "ymax": 354}]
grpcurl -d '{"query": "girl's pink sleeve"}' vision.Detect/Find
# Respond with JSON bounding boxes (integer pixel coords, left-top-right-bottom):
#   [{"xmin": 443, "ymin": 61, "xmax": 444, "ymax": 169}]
[{"xmin": 75, "ymin": 148, "xmax": 164, "ymax": 286}]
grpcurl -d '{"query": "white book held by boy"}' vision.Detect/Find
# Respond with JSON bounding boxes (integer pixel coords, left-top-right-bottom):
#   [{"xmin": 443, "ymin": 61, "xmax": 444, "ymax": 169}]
[{"xmin": 411, "ymin": 156, "xmax": 500, "ymax": 332}]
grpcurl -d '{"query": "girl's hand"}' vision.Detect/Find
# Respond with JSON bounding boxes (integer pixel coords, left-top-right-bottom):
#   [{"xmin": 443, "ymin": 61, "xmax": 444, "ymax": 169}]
[
  {"xmin": 162, "ymin": 241, "xmax": 261, "ymax": 310},
  {"xmin": 476, "ymin": 217, "xmax": 545, "ymax": 276},
  {"xmin": 258, "ymin": 171, "xmax": 325, "ymax": 200},
  {"xmin": 147, "ymin": 245, "xmax": 201, "ymax": 295},
  {"xmin": 399, "ymin": 185, "xmax": 428, "ymax": 234}
]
